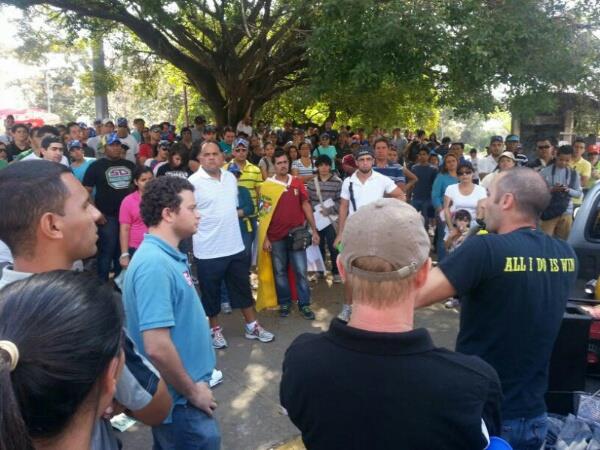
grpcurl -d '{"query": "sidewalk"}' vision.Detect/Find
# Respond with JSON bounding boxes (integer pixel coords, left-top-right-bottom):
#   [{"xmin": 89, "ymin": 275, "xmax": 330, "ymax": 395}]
[{"xmin": 119, "ymin": 279, "xmax": 460, "ymax": 449}]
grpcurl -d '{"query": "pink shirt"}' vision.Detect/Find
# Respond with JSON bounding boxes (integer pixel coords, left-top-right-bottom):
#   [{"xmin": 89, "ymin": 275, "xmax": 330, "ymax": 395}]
[{"xmin": 118, "ymin": 191, "xmax": 147, "ymax": 249}]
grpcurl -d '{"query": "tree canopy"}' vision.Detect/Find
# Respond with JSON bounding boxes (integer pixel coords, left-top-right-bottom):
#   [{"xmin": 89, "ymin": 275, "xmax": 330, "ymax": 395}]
[{"xmin": 3, "ymin": 0, "xmax": 600, "ymax": 126}]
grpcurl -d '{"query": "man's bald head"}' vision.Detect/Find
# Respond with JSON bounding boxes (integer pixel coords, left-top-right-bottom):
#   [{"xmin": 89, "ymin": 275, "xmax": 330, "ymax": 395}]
[{"xmin": 493, "ymin": 167, "xmax": 550, "ymax": 219}]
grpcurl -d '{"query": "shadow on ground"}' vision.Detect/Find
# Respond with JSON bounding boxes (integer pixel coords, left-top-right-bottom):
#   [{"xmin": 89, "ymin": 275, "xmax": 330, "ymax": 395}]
[{"xmin": 119, "ymin": 278, "xmax": 460, "ymax": 450}]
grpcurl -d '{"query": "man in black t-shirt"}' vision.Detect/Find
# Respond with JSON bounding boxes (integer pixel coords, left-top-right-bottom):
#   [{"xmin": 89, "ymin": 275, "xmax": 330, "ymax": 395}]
[
  {"xmin": 83, "ymin": 133, "xmax": 135, "ymax": 281},
  {"xmin": 417, "ymin": 167, "xmax": 577, "ymax": 450},
  {"xmin": 282, "ymin": 199, "xmax": 502, "ymax": 450}
]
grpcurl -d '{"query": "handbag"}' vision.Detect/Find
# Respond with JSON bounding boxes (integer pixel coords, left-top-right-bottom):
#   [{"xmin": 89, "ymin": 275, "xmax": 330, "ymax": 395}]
[
  {"xmin": 287, "ymin": 225, "xmax": 312, "ymax": 251},
  {"xmin": 541, "ymin": 166, "xmax": 573, "ymax": 221}
]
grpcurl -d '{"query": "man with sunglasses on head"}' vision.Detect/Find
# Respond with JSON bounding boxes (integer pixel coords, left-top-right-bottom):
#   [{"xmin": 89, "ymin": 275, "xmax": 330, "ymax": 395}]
[
  {"xmin": 527, "ymin": 137, "xmax": 556, "ymax": 172},
  {"xmin": 225, "ymin": 137, "xmax": 263, "ymax": 252}
]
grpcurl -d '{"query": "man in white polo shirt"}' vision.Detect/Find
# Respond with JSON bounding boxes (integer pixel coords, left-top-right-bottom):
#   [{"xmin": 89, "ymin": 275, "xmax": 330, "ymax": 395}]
[
  {"xmin": 189, "ymin": 142, "xmax": 274, "ymax": 349},
  {"xmin": 334, "ymin": 146, "xmax": 406, "ymax": 322}
]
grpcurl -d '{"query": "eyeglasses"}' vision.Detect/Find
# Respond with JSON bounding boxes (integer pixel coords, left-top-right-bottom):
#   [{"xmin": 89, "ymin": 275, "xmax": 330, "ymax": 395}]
[
  {"xmin": 537, "ymin": 145, "xmax": 551, "ymax": 149},
  {"xmin": 457, "ymin": 171, "xmax": 473, "ymax": 176}
]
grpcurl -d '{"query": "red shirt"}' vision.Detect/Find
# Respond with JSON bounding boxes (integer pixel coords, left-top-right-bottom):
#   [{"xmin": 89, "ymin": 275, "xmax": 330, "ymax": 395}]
[
  {"xmin": 138, "ymin": 143, "xmax": 153, "ymax": 159},
  {"xmin": 267, "ymin": 176, "xmax": 308, "ymax": 241}
]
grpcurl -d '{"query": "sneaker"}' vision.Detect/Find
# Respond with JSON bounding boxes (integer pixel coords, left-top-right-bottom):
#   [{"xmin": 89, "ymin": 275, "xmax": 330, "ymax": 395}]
[
  {"xmin": 245, "ymin": 323, "xmax": 274, "ymax": 343},
  {"xmin": 337, "ymin": 305, "xmax": 352, "ymax": 322},
  {"xmin": 299, "ymin": 305, "xmax": 316, "ymax": 320},
  {"xmin": 211, "ymin": 327, "xmax": 228, "ymax": 349},
  {"xmin": 308, "ymin": 273, "xmax": 318, "ymax": 282},
  {"xmin": 444, "ymin": 298, "xmax": 460, "ymax": 309},
  {"xmin": 221, "ymin": 302, "xmax": 232, "ymax": 314},
  {"xmin": 209, "ymin": 369, "xmax": 223, "ymax": 388},
  {"xmin": 332, "ymin": 274, "xmax": 343, "ymax": 284},
  {"xmin": 280, "ymin": 304, "xmax": 291, "ymax": 317}
]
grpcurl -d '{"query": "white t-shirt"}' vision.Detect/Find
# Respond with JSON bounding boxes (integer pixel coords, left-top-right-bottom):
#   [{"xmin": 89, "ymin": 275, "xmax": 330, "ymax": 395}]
[
  {"xmin": 341, "ymin": 170, "xmax": 397, "ymax": 216},
  {"xmin": 478, "ymin": 155, "xmax": 497, "ymax": 175},
  {"xmin": 118, "ymin": 134, "xmax": 139, "ymax": 163},
  {"xmin": 189, "ymin": 167, "xmax": 245, "ymax": 259},
  {"xmin": 236, "ymin": 121, "xmax": 253, "ymax": 137},
  {"xmin": 21, "ymin": 151, "xmax": 69, "ymax": 167},
  {"xmin": 444, "ymin": 183, "xmax": 487, "ymax": 225}
]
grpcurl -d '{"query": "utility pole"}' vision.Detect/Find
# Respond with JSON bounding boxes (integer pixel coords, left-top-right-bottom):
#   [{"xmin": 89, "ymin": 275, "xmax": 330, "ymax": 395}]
[
  {"xmin": 44, "ymin": 70, "xmax": 53, "ymax": 114},
  {"xmin": 91, "ymin": 36, "xmax": 109, "ymax": 119}
]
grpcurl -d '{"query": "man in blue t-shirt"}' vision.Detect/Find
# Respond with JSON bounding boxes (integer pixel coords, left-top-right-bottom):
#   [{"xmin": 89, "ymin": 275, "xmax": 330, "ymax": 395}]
[
  {"xmin": 416, "ymin": 167, "xmax": 577, "ymax": 450},
  {"xmin": 123, "ymin": 176, "xmax": 220, "ymax": 450}
]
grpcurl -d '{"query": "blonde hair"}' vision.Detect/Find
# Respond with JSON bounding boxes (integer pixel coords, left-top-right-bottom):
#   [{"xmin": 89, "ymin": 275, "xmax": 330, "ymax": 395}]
[{"xmin": 346, "ymin": 256, "xmax": 415, "ymax": 309}]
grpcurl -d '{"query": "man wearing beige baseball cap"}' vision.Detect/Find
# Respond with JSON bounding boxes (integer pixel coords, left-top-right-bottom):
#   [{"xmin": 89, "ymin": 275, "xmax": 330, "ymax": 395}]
[{"xmin": 280, "ymin": 198, "xmax": 501, "ymax": 450}]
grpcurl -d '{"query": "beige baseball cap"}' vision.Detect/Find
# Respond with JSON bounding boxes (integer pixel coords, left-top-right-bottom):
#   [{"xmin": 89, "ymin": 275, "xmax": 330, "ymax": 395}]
[
  {"xmin": 340, "ymin": 199, "xmax": 430, "ymax": 280},
  {"xmin": 498, "ymin": 151, "xmax": 516, "ymax": 161}
]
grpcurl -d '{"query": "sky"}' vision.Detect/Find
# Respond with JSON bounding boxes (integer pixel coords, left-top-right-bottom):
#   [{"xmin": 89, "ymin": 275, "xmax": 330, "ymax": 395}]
[{"xmin": 0, "ymin": 6, "xmax": 66, "ymax": 110}]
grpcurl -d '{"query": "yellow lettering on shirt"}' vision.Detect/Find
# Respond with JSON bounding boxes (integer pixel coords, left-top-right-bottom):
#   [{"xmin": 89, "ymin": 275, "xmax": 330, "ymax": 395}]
[
  {"xmin": 502, "ymin": 256, "xmax": 575, "ymax": 273},
  {"xmin": 536, "ymin": 258, "xmax": 547, "ymax": 272}
]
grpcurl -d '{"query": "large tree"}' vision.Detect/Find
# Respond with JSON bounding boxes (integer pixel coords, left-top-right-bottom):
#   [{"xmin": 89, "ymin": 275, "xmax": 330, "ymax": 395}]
[{"xmin": 7, "ymin": 0, "xmax": 313, "ymax": 125}]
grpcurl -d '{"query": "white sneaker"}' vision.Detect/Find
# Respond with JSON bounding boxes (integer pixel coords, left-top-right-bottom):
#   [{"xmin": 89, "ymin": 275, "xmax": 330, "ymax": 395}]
[
  {"xmin": 337, "ymin": 305, "xmax": 352, "ymax": 322},
  {"xmin": 444, "ymin": 298, "xmax": 460, "ymax": 309},
  {"xmin": 245, "ymin": 323, "xmax": 275, "ymax": 343},
  {"xmin": 333, "ymin": 274, "xmax": 343, "ymax": 284},
  {"xmin": 212, "ymin": 327, "xmax": 228, "ymax": 349},
  {"xmin": 221, "ymin": 302, "xmax": 232, "ymax": 314},
  {"xmin": 209, "ymin": 369, "xmax": 223, "ymax": 388}
]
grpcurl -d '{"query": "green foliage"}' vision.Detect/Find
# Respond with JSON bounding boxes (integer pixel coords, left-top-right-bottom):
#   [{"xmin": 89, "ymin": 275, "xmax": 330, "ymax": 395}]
[{"xmin": 310, "ymin": 0, "xmax": 600, "ymax": 118}]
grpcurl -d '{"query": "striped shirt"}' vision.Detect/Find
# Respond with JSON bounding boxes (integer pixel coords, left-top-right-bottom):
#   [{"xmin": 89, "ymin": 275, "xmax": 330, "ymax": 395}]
[
  {"xmin": 306, "ymin": 175, "xmax": 343, "ymax": 212},
  {"xmin": 292, "ymin": 158, "xmax": 315, "ymax": 178},
  {"xmin": 224, "ymin": 160, "xmax": 263, "ymax": 215}
]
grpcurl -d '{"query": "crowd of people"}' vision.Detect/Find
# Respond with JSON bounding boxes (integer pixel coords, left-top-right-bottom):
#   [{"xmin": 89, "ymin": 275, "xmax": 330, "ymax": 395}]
[{"xmin": 0, "ymin": 111, "xmax": 597, "ymax": 450}]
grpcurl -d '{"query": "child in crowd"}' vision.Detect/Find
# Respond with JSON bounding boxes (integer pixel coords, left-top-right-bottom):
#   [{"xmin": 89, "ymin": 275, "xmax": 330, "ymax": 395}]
[
  {"xmin": 445, "ymin": 209, "xmax": 472, "ymax": 252},
  {"xmin": 444, "ymin": 209, "xmax": 472, "ymax": 308}
]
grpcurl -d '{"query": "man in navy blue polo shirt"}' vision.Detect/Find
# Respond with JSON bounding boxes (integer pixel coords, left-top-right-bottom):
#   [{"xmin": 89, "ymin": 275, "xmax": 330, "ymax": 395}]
[
  {"xmin": 417, "ymin": 167, "xmax": 577, "ymax": 450},
  {"xmin": 372, "ymin": 137, "xmax": 417, "ymax": 190},
  {"xmin": 123, "ymin": 176, "xmax": 219, "ymax": 450}
]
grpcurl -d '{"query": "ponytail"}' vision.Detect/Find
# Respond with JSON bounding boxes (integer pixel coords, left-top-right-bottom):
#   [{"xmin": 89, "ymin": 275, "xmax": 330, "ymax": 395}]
[{"xmin": 0, "ymin": 271, "xmax": 123, "ymax": 449}]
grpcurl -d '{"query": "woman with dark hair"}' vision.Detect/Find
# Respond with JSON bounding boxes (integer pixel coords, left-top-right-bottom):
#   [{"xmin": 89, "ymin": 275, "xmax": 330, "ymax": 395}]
[
  {"xmin": 259, "ymin": 141, "xmax": 276, "ymax": 180},
  {"xmin": 431, "ymin": 153, "xmax": 459, "ymax": 259},
  {"xmin": 119, "ymin": 166, "xmax": 154, "ymax": 267},
  {"xmin": 291, "ymin": 141, "xmax": 315, "ymax": 183},
  {"xmin": 145, "ymin": 140, "xmax": 170, "ymax": 173},
  {"xmin": 287, "ymin": 143, "xmax": 299, "ymax": 162},
  {"xmin": 0, "ymin": 270, "xmax": 124, "ymax": 450},
  {"xmin": 155, "ymin": 147, "xmax": 192, "ymax": 178},
  {"xmin": 443, "ymin": 161, "xmax": 486, "ymax": 232}
]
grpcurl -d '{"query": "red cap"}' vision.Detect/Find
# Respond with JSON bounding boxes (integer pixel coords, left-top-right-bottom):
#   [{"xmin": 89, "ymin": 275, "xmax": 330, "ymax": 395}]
[{"xmin": 588, "ymin": 144, "xmax": 599, "ymax": 155}]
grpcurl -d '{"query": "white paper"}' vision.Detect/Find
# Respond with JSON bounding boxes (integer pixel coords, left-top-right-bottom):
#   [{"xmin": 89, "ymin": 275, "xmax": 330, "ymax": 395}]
[
  {"xmin": 306, "ymin": 245, "xmax": 326, "ymax": 272},
  {"xmin": 313, "ymin": 198, "xmax": 337, "ymax": 231}
]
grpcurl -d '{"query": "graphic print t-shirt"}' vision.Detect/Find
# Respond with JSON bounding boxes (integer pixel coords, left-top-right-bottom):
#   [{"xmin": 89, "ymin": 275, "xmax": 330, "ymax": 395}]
[{"xmin": 84, "ymin": 158, "xmax": 135, "ymax": 216}]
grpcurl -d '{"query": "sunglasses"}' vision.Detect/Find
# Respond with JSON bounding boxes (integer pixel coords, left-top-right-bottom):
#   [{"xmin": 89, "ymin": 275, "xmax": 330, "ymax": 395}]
[
  {"xmin": 537, "ymin": 145, "xmax": 551, "ymax": 149},
  {"xmin": 458, "ymin": 171, "xmax": 473, "ymax": 176}
]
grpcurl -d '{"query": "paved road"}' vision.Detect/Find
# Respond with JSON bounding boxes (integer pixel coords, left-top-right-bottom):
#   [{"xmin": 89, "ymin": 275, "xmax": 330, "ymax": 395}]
[{"xmin": 119, "ymin": 278, "xmax": 460, "ymax": 450}]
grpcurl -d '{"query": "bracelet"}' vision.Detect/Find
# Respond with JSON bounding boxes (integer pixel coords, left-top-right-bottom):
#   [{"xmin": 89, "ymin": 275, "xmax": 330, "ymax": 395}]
[{"xmin": 119, "ymin": 253, "xmax": 130, "ymax": 259}]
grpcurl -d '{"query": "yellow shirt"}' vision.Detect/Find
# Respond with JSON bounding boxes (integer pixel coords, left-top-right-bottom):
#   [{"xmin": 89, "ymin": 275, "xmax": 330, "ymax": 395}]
[
  {"xmin": 224, "ymin": 160, "xmax": 263, "ymax": 215},
  {"xmin": 571, "ymin": 158, "xmax": 592, "ymax": 205}
]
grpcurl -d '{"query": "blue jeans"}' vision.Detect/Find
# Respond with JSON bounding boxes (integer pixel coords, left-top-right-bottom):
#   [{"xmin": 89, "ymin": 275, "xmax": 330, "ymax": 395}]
[
  {"xmin": 318, "ymin": 224, "xmax": 339, "ymax": 275},
  {"xmin": 501, "ymin": 413, "xmax": 548, "ymax": 450},
  {"xmin": 271, "ymin": 239, "xmax": 310, "ymax": 307},
  {"xmin": 97, "ymin": 215, "xmax": 120, "ymax": 282},
  {"xmin": 152, "ymin": 403, "xmax": 221, "ymax": 450}
]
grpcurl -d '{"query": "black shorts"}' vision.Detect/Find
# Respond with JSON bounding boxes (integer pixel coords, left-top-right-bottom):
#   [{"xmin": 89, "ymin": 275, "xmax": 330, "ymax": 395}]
[{"xmin": 195, "ymin": 251, "xmax": 253, "ymax": 317}]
